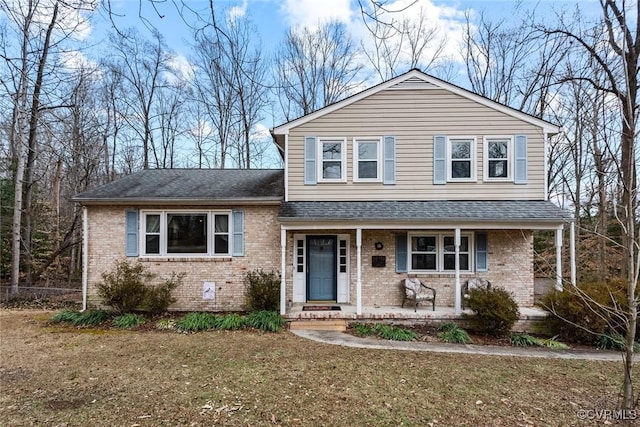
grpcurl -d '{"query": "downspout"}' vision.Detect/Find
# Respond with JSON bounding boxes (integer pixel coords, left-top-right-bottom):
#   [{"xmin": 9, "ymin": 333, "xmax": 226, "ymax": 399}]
[
  {"xmin": 280, "ymin": 227, "xmax": 287, "ymax": 315},
  {"xmin": 356, "ymin": 228, "xmax": 362, "ymax": 316},
  {"xmin": 82, "ymin": 206, "xmax": 88, "ymax": 311},
  {"xmin": 544, "ymin": 131, "xmax": 549, "ymax": 201},
  {"xmin": 454, "ymin": 228, "xmax": 461, "ymax": 315}
]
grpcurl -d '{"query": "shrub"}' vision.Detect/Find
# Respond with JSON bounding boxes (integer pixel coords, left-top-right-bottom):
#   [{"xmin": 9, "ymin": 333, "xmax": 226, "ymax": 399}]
[
  {"xmin": 437, "ymin": 322, "xmax": 472, "ymax": 344},
  {"xmin": 113, "ymin": 313, "xmax": 146, "ymax": 329},
  {"xmin": 510, "ymin": 333, "xmax": 541, "ymax": 347},
  {"xmin": 244, "ymin": 269, "xmax": 280, "ymax": 311},
  {"xmin": 540, "ymin": 279, "xmax": 628, "ymax": 345},
  {"xmin": 51, "ymin": 309, "xmax": 82, "ymax": 324},
  {"xmin": 96, "ymin": 261, "xmax": 154, "ymax": 314},
  {"xmin": 177, "ymin": 312, "xmax": 218, "ymax": 332},
  {"xmin": 143, "ymin": 273, "xmax": 184, "ymax": 315},
  {"xmin": 155, "ymin": 318, "xmax": 177, "ymax": 330},
  {"xmin": 371, "ymin": 324, "xmax": 418, "ymax": 341},
  {"xmin": 77, "ymin": 309, "xmax": 110, "ymax": 326},
  {"xmin": 215, "ymin": 313, "xmax": 247, "ymax": 330},
  {"xmin": 96, "ymin": 260, "xmax": 182, "ymax": 314},
  {"xmin": 246, "ymin": 310, "xmax": 286, "ymax": 332},
  {"xmin": 465, "ymin": 287, "xmax": 520, "ymax": 337},
  {"xmin": 352, "ymin": 322, "xmax": 374, "ymax": 337}
]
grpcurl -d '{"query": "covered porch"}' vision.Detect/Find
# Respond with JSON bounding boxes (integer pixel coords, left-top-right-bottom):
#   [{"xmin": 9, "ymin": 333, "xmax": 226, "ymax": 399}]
[{"xmin": 277, "ymin": 200, "xmax": 575, "ymax": 318}]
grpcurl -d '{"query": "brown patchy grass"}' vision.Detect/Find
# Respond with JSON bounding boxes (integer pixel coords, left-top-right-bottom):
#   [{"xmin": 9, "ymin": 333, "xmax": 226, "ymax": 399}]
[{"xmin": 0, "ymin": 309, "xmax": 636, "ymax": 426}]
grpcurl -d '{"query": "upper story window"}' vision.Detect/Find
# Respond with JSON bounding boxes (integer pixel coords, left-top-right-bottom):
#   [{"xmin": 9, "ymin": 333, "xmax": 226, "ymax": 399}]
[
  {"xmin": 485, "ymin": 137, "xmax": 513, "ymax": 181},
  {"xmin": 353, "ymin": 137, "xmax": 382, "ymax": 182},
  {"xmin": 142, "ymin": 210, "xmax": 231, "ymax": 256},
  {"xmin": 448, "ymin": 137, "xmax": 476, "ymax": 181},
  {"xmin": 318, "ymin": 137, "xmax": 346, "ymax": 182}
]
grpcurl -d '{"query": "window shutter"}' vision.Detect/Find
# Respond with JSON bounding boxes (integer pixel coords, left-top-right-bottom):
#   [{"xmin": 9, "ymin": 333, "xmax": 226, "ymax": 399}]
[
  {"xmin": 304, "ymin": 136, "xmax": 317, "ymax": 185},
  {"xmin": 514, "ymin": 135, "xmax": 527, "ymax": 184},
  {"xmin": 125, "ymin": 210, "xmax": 138, "ymax": 257},
  {"xmin": 433, "ymin": 135, "xmax": 447, "ymax": 184},
  {"xmin": 383, "ymin": 135, "xmax": 396, "ymax": 184},
  {"xmin": 232, "ymin": 210, "xmax": 244, "ymax": 256},
  {"xmin": 475, "ymin": 232, "xmax": 488, "ymax": 272},
  {"xmin": 395, "ymin": 233, "xmax": 408, "ymax": 273}
]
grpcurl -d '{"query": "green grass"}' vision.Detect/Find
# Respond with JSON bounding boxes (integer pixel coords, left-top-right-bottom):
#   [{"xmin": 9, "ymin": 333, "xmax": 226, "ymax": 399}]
[
  {"xmin": 245, "ymin": 310, "xmax": 286, "ymax": 332},
  {"xmin": 50, "ymin": 309, "xmax": 109, "ymax": 326},
  {"xmin": 215, "ymin": 313, "xmax": 247, "ymax": 330},
  {"xmin": 113, "ymin": 313, "xmax": 146, "ymax": 329},
  {"xmin": 437, "ymin": 322, "xmax": 472, "ymax": 344},
  {"xmin": 176, "ymin": 312, "xmax": 218, "ymax": 332}
]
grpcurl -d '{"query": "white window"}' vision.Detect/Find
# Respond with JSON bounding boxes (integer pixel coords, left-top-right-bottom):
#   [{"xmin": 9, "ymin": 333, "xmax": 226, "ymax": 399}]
[
  {"xmin": 447, "ymin": 137, "xmax": 476, "ymax": 181},
  {"xmin": 484, "ymin": 136, "xmax": 513, "ymax": 181},
  {"xmin": 318, "ymin": 137, "xmax": 346, "ymax": 182},
  {"xmin": 409, "ymin": 233, "xmax": 471, "ymax": 272},
  {"xmin": 141, "ymin": 211, "xmax": 231, "ymax": 256},
  {"xmin": 353, "ymin": 137, "xmax": 382, "ymax": 182}
]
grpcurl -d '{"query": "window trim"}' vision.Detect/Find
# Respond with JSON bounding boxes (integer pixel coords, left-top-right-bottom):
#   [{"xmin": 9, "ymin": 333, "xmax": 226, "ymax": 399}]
[
  {"xmin": 483, "ymin": 136, "xmax": 514, "ymax": 182},
  {"xmin": 140, "ymin": 210, "xmax": 232, "ymax": 257},
  {"xmin": 446, "ymin": 136, "xmax": 477, "ymax": 182},
  {"xmin": 317, "ymin": 137, "xmax": 347, "ymax": 183},
  {"xmin": 407, "ymin": 232, "xmax": 473, "ymax": 273},
  {"xmin": 353, "ymin": 137, "xmax": 383, "ymax": 182}
]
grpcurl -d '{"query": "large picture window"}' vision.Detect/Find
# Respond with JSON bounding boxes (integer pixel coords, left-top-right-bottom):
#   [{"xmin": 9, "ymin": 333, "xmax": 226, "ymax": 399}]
[
  {"xmin": 318, "ymin": 137, "xmax": 346, "ymax": 182},
  {"xmin": 409, "ymin": 233, "xmax": 471, "ymax": 272},
  {"xmin": 447, "ymin": 137, "xmax": 476, "ymax": 181},
  {"xmin": 142, "ymin": 211, "xmax": 231, "ymax": 256},
  {"xmin": 484, "ymin": 137, "xmax": 513, "ymax": 180},
  {"xmin": 353, "ymin": 138, "xmax": 382, "ymax": 181}
]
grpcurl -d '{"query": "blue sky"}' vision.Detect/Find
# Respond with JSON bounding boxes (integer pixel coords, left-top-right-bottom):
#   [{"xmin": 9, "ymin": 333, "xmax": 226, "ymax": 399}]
[{"xmin": 96, "ymin": 0, "xmax": 601, "ymax": 77}]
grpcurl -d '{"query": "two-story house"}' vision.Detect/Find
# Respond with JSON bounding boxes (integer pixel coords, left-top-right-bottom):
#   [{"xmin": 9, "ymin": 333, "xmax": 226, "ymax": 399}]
[{"xmin": 74, "ymin": 69, "xmax": 574, "ymax": 319}]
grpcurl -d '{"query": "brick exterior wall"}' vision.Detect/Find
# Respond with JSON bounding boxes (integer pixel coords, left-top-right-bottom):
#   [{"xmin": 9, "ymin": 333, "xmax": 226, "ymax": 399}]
[
  {"xmin": 86, "ymin": 205, "xmax": 535, "ymax": 312},
  {"xmin": 86, "ymin": 205, "xmax": 281, "ymax": 312},
  {"xmin": 284, "ymin": 229, "xmax": 534, "ymax": 308}
]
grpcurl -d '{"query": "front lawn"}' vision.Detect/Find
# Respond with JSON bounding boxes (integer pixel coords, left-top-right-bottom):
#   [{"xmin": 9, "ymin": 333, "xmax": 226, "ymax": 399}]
[{"xmin": 0, "ymin": 309, "xmax": 635, "ymax": 426}]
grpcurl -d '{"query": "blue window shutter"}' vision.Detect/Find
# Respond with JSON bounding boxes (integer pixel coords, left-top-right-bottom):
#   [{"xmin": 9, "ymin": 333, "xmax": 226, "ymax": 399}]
[
  {"xmin": 514, "ymin": 135, "xmax": 527, "ymax": 184},
  {"xmin": 304, "ymin": 136, "xmax": 317, "ymax": 185},
  {"xmin": 433, "ymin": 135, "xmax": 447, "ymax": 184},
  {"xmin": 396, "ymin": 233, "xmax": 408, "ymax": 273},
  {"xmin": 383, "ymin": 135, "xmax": 396, "ymax": 184},
  {"xmin": 232, "ymin": 210, "xmax": 244, "ymax": 256},
  {"xmin": 125, "ymin": 210, "xmax": 138, "ymax": 257},
  {"xmin": 475, "ymin": 232, "xmax": 488, "ymax": 272}
]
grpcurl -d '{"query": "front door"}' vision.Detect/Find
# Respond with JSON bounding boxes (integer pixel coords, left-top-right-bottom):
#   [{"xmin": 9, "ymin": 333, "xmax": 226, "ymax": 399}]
[{"xmin": 307, "ymin": 236, "xmax": 337, "ymax": 301}]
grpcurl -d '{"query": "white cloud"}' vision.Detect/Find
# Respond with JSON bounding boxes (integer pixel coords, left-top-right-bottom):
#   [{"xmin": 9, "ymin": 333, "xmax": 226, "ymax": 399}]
[
  {"xmin": 228, "ymin": 0, "xmax": 249, "ymax": 21},
  {"xmin": 167, "ymin": 54, "xmax": 195, "ymax": 82},
  {"xmin": 280, "ymin": 0, "xmax": 354, "ymax": 29}
]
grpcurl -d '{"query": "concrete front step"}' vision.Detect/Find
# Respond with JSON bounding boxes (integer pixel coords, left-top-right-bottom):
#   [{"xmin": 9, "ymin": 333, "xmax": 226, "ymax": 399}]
[{"xmin": 289, "ymin": 320, "xmax": 347, "ymax": 332}]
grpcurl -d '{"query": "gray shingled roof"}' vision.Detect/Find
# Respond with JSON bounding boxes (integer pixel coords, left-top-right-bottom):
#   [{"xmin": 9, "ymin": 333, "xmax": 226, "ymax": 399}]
[
  {"xmin": 73, "ymin": 169, "xmax": 284, "ymax": 203},
  {"xmin": 279, "ymin": 200, "xmax": 571, "ymax": 224}
]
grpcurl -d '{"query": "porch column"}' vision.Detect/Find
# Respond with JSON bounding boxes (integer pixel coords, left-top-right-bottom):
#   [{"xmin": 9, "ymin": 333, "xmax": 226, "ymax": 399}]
[
  {"xmin": 82, "ymin": 206, "xmax": 88, "ymax": 311},
  {"xmin": 454, "ymin": 228, "xmax": 461, "ymax": 315},
  {"xmin": 555, "ymin": 227, "xmax": 563, "ymax": 291},
  {"xmin": 570, "ymin": 221, "xmax": 576, "ymax": 286},
  {"xmin": 280, "ymin": 227, "xmax": 287, "ymax": 315},
  {"xmin": 356, "ymin": 228, "xmax": 362, "ymax": 315}
]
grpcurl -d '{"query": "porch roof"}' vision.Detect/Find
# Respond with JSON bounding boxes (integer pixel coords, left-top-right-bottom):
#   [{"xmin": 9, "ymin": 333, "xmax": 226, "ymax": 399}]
[{"xmin": 278, "ymin": 200, "xmax": 571, "ymax": 226}]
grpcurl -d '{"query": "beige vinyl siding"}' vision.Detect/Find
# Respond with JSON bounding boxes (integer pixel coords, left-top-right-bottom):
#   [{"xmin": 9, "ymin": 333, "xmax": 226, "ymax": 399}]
[{"xmin": 287, "ymin": 88, "xmax": 547, "ymax": 201}]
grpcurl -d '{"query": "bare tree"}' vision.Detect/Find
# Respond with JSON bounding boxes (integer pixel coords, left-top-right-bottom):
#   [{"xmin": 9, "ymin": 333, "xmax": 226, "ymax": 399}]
[
  {"xmin": 274, "ymin": 20, "xmax": 364, "ymax": 121},
  {"xmin": 361, "ymin": 3, "xmax": 447, "ymax": 81},
  {"xmin": 544, "ymin": 0, "xmax": 639, "ymax": 409}
]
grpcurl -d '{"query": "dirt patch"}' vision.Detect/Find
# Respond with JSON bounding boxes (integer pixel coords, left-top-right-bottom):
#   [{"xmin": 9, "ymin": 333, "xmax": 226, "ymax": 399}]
[{"xmin": 0, "ymin": 309, "xmax": 636, "ymax": 426}]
